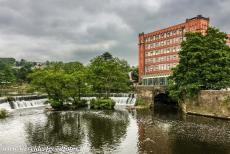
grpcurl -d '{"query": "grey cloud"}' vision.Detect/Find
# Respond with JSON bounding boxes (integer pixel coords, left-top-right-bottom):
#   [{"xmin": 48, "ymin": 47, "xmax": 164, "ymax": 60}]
[{"xmin": 0, "ymin": 0, "xmax": 229, "ymax": 65}]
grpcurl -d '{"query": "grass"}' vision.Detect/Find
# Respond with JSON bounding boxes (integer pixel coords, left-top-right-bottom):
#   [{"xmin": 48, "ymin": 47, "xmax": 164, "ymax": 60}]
[
  {"xmin": 135, "ymin": 98, "xmax": 149, "ymax": 108},
  {"xmin": 0, "ymin": 109, "xmax": 8, "ymax": 119}
]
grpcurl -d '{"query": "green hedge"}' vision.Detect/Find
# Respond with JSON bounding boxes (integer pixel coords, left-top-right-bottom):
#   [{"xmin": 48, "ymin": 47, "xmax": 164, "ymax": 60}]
[
  {"xmin": 49, "ymin": 99, "xmax": 88, "ymax": 110},
  {"xmin": 72, "ymin": 99, "xmax": 88, "ymax": 109},
  {"xmin": 0, "ymin": 109, "xmax": 8, "ymax": 119},
  {"xmin": 49, "ymin": 99, "xmax": 63, "ymax": 110},
  {"xmin": 90, "ymin": 98, "xmax": 115, "ymax": 110},
  {"xmin": 135, "ymin": 98, "xmax": 147, "ymax": 106}
]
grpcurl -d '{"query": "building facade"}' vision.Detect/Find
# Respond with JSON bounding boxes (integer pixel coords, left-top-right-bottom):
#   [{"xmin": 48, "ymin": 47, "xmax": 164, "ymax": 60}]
[
  {"xmin": 138, "ymin": 15, "xmax": 229, "ymax": 86},
  {"xmin": 227, "ymin": 34, "xmax": 230, "ymax": 46}
]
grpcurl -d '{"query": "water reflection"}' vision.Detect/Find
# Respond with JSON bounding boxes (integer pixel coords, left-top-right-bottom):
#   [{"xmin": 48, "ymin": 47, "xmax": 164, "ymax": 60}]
[
  {"xmin": 24, "ymin": 110, "xmax": 129, "ymax": 153},
  {"xmin": 82, "ymin": 111, "xmax": 129, "ymax": 152},
  {"xmin": 136, "ymin": 106, "xmax": 230, "ymax": 154},
  {"xmin": 0, "ymin": 107, "xmax": 230, "ymax": 154},
  {"xmin": 25, "ymin": 111, "xmax": 84, "ymax": 146}
]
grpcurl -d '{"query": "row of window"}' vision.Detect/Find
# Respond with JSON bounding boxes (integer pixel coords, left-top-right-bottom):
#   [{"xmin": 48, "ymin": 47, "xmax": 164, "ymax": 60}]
[
  {"xmin": 187, "ymin": 24, "xmax": 207, "ymax": 32},
  {"xmin": 142, "ymin": 77, "xmax": 168, "ymax": 86},
  {"xmin": 144, "ymin": 29, "xmax": 184, "ymax": 43},
  {"xmin": 145, "ymin": 46, "xmax": 180, "ymax": 57},
  {"xmin": 145, "ymin": 55, "xmax": 178, "ymax": 64},
  {"xmin": 145, "ymin": 63, "xmax": 178, "ymax": 72},
  {"xmin": 145, "ymin": 37, "xmax": 183, "ymax": 49}
]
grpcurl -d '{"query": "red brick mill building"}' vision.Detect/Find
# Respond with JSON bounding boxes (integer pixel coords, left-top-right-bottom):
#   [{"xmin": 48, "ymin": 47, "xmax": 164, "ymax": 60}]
[{"xmin": 138, "ymin": 15, "xmax": 230, "ymax": 86}]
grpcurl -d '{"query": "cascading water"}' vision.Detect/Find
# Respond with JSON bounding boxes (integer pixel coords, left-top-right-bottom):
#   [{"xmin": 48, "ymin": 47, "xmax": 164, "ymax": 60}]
[
  {"xmin": 11, "ymin": 99, "xmax": 47, "ymax": 109},
  {"xmin": 82, "ymin": 94, "xmax": 136, "ymax": 106},
  {"xmin": 111, "ymin": 94, "xmax": 136, "ymax": 106},
  {"xmin": 0, "ymin": 94, "xmax": 135, "ymax": 112},
  {"xmin": 0, "ymin": 102, "xmax": 12, "ymax": 111}
]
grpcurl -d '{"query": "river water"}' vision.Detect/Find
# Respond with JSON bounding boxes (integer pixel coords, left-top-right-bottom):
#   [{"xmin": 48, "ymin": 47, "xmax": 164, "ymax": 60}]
[{"xmin": 0, "ymin": 105, "xmax": 230, "ymax": 154}]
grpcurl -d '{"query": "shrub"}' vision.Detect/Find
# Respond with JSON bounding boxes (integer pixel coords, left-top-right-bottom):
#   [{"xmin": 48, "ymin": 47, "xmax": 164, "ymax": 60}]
[
  {"xmin": 0, "ymin": 109, "xmax": 8, "ymax": 119},
  {"xmin": 49, "ymin": 99, "xmax": 63, "ymax": 110},
  {"xmin": 135, "ymin": 98, "xmax": 146, "ymax": 106},
  {"xmin": 49, "ymin": 99, "xmax": 88, "ymax": 110},
  {"xmin": 72, "ymin": 99, "xmax": 88, "ymax": 109},
  {"xmin": 6, "ymin": 96, "xmax": 15, "ymax": 102},
  {"xmin": 90, "ymin": 98, "xmax": 115, "ymax": 110}
]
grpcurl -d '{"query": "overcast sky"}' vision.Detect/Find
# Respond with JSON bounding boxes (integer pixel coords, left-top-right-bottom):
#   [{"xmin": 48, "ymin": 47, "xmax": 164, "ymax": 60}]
[{"xmin": 0, "ymin": 0, "xmax": 229, "ymax": 65}]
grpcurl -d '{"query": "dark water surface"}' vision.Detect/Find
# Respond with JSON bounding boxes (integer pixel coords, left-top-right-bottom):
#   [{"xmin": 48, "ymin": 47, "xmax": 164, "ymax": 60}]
[{"xmin": 0, "ymin": 106, "xmax": 230, "ymax": 154}]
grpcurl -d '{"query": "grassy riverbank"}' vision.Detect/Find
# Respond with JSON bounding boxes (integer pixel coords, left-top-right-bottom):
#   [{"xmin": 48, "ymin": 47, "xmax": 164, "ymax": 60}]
[
  {"xmin": 135, "ymin": 98, "xmax": 150, "ymax": 109},
  {"xmin": 0, "ymin": 109, "xmax": 8, "ymax": 119}
]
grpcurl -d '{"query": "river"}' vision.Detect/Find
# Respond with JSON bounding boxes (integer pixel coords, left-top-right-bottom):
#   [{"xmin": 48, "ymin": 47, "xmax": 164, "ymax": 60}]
[{"xmin": 0, "ymin": 105, "xmax": 230, "ymax": 154}]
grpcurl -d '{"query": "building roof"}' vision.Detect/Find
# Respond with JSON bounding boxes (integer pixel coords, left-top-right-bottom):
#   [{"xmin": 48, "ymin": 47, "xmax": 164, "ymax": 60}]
[{"xmin": 186, "ymin": 15, "xmax": 209, "ymax": 22}]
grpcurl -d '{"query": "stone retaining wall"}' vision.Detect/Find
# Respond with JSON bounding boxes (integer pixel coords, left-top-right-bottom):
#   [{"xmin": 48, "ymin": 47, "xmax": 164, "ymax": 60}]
[
  {"xmin": 184, "ymin": 90, "xmax": 230, "ymax": 119},
  {"xmin": 135, "ymin": 86, "xmax": 154, "ymax": 105},
  {"xmin": 135, "ymin": 85, "xmax": 167, "ymax": 106}
]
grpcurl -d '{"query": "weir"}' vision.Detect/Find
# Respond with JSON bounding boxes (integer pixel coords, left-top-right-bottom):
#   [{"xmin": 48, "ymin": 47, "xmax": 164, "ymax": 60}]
[
  {"xmin": 0, "ymin": 99, "xmax": 48, "ymax": 110},
  {"xmin": 0, "ymin": 94, "xmax": 136, "ymax": 111},
  {"xmin": 83, "ymin": 94, "xmax": 136, "ymax": 106},
  {"xmin": 11, "ymin": 99, "xmax": 47, "ymax": 109}
]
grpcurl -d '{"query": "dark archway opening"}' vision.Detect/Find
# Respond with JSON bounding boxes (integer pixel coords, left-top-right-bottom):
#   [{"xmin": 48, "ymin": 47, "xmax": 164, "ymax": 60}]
[
  {"xmin": 153, "ymin": 92, "xmax": 181, "ymax": 120},
  {"xmin": 154, "ymin": 93, "xmax": 177, "ymax": 106}
]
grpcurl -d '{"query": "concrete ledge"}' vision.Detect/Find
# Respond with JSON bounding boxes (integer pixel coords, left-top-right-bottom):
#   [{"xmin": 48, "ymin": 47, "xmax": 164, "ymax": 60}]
[{"xmin": 186, "ymin": 111, "xmax": 230, "ymax": 120}]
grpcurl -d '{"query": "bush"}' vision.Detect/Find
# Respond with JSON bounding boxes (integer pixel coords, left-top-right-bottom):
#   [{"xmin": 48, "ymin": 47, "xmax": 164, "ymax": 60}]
[
  {"xmin": 90, "ymin": 98, "xmax": 115, "ymax": 110},
  {"xmin": 49, "ymin": 99, "xmax": 63, "ymax": 110},
  {"xmin": 135, "ymin": 98, "xmax": 146, "ymax": 106},
  {"xmin": 49, "ymin": 99, "xmax": 88, "ymax": 110},
  {"xmin": 72, "ymin": 99, "xmax": 88, "ymax": 109},
  {"xmin": 6, "ymin": 96, "xmax": 15, "ymax": 102},
  {"xmin": 0, "ymin": 109, "xmax": 8, "ymax": 119}
]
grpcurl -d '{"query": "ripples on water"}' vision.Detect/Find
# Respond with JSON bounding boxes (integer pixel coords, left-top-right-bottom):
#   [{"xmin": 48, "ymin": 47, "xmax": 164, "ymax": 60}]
[{"xmin": 0, "ymin": 106, "xmax": 230, "ymax": 154}]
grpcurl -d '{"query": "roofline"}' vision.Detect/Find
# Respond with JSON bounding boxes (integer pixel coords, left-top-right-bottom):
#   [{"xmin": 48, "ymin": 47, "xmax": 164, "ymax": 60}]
[{"xmin": 140, "ymin": 15, "xmax": 209, "ymax": 37}]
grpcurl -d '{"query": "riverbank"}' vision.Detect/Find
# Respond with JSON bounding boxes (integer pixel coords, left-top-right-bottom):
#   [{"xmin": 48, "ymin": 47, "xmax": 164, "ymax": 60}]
[
  {"xmin": 135, "ymin": 85, "xmax": 230, "ymax": 120},
  {"xmin": 0, "ymin": 109, "xmax": 8, "ymax": 119},
  {"xmin": 183, "ymin": 90, "xmax": 230, "ymax": 120}
]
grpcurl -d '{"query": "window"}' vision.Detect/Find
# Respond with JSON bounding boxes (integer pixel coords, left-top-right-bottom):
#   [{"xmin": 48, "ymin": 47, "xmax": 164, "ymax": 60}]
[
  {"xmin": 173, "ymin": 55, "xmax": 177, "ymax": 60},
  {"xmin": 167, "ymin": 32, "xmax": 170, "ymax": 37},
  {"xmin": 167, "ymin": 48, "xmax": 170, "ymax": 53},
  {"xmin": 156, "ymin": 35, "xmax": 159, "ymax": 40},
  {"xmin": 156, "ymin": 58, "xmax": 159, "ymax": 62},
  {"xmin": 150, "ymin": 36, "xmax": 153, "ymax": 41},
  {"xmin": 155, "ymin": 65, "xmax": 159, "ymax": 70}
]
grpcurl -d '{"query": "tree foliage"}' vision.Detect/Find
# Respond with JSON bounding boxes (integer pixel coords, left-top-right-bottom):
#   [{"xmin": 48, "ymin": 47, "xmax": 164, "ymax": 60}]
[
  {"xmin": 0, "ymin": 61, "xmax": 16, "ymax": 84},
  {"xmin": 168, "ymin": 27, "xmax": 230, "ymax": 101},
  {"xmin": 29, "ymin": 62, "xmax": 88, "ymax": 108},
  {"xmin": 29, "ymin": 52, "xmax": 133, "ymax": 109},
  {"xmin": 88, "ymin": 52, "xmax": 131, "ymax": 97}
]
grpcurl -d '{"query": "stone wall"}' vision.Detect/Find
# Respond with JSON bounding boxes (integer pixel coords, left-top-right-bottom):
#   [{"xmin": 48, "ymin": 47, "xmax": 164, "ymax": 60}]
[
  {"xmin": 185, "ymin": 90, "xmax": 230, "ymax": 119},
  {"xmin": 135, "ymin": 85, "xmax": 166, "ymax": 106},
  {"xmin": 135, "ymin": 86, "xmax": 154, "ymax": 105}
]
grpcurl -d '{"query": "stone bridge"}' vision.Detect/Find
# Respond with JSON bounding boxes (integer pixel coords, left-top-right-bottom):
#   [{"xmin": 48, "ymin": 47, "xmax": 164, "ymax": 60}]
[
  {"xmin": 135, "ymin": 85, "xmax": 230, "ymax": 119},
  {"xmin": 135, "ymin": 85, "xmax": 167, "ymax": 107}
]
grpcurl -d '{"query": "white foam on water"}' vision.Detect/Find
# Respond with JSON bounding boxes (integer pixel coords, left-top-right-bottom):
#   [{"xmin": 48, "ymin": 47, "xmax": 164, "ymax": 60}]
[
  {"xmin": 12, "ymin": 99, "xmax": 47, "ymax": 109},
  {"xmin": 0, "ymin": 102, "xmax": 12, "ymax": 110}
]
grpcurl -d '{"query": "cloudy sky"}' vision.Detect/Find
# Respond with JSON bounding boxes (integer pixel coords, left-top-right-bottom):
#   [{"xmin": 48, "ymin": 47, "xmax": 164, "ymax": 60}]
[{"xmin": 0, "ymin": 0, "xmax": 229, "ymax": 65}]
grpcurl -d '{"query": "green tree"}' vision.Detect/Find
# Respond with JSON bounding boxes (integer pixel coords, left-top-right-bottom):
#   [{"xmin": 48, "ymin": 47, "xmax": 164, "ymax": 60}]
[
  {"xmin": 0, "ymin": 58, "xmax": 16, "ymax": 66},
  {"xmin": 130, "ymin": 66, "xmax": 139, "ymax": 83},
  {"xmin": 88, "ymin": 52, "xmax": 131, "ymax": 97},
  {"xmin": 16, "ymin": 63, "xmax": 33, "ymax": 82},
  {"xmin": 29, "ymin": 62, "xmax": 88, "ymax": 108},
  {"xmin": 56, "ymin": 61, "xmax": 88, "ymax": 103},
  {"xmin": 168, "ymin": 27, "xmax": 230, "ymax": 101},
  {"xmin": 0, "ymin": 61, "xmax": 15, "ymax": 84}
]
